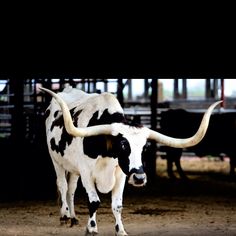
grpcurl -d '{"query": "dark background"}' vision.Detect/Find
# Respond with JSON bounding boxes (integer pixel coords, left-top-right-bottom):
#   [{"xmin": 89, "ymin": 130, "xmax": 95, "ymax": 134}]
[{"xmin": 1, "ymin": 6, "xmax": 236, "ymax": 202}]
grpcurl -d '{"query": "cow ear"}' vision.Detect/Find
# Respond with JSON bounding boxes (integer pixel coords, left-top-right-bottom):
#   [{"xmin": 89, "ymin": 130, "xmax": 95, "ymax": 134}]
[
  {"xmin": 106, "ymin": 137, "xmax": 113, "ymax": 151},
  {"xmin": 142, "ymin": 141, "xmax": 151, "ymax": 153}
]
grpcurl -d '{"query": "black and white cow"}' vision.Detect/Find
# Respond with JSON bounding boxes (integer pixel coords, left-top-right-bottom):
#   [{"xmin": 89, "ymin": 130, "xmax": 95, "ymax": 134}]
[{"xmin": 41, "ymin": 86, "xmax": 221, "ymax": 235}]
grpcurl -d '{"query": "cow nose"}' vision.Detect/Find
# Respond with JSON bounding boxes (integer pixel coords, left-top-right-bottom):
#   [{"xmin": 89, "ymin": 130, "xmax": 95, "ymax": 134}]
[
  {"xmin": 133, "ymin": 173, "xmax": 146, "ymax": 185},
  {"xmin": 128, "ymin": 173, "xmax": 147, "ymax": 187}
]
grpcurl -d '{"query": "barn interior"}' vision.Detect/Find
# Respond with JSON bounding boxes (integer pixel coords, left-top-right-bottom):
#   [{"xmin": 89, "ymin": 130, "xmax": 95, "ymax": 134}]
[
  {"xmin": 0, "ymin": 78, "xmax": 235, "ymax": 200},
  {"xmin": 0, "ymin": 78, "xmax": 236, "ymax": 235}
]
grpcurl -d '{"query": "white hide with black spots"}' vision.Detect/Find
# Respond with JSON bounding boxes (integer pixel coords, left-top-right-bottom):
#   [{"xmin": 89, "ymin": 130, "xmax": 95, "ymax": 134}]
[
  {"xmin": 42, "ymin": 86, "xmax": 220, "ymax": 236},
  {"xmin": 44, "ymin": 87, "xmax": 148, "ymax": 235}
]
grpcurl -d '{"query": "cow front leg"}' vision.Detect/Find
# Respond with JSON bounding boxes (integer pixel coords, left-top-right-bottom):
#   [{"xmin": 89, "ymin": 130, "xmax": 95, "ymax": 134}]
[
  {"xmin": 86, "ymin": 198, "xmax": 100, "ymax": 235},
  {"xmin": 112, "ymin": 167, "xmax": 128, "ymax": 236},
  {"xmin": 167, "ymin": 149, "xmax": 183, "ymax": 179},
  {"xmin": 67, "ymin": 173, "xmax": 79, "ymax": 227},
  {"xmin": 83, "ymin": 181, "xmax": 100, "ymax": 235},
  {"xmin": 175, "ymin": 156, "xmax": 188, "ymax": 180},
  {"xmin": 167, "ymin": 158, "xmax": 176, "ymax": 179}
]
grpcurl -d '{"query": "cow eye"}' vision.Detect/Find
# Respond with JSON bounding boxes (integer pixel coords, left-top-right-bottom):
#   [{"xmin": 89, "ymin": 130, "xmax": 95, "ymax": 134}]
[
  {"xmin": 142, "ymin": 142, "xmax": 151, "ymax": 152},
  {"xmin": 120, "ymin": 140, "xmax": 127, "ymax": 150}
]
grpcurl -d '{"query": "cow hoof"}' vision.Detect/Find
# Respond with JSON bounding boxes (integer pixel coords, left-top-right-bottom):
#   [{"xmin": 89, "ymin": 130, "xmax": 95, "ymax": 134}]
[
  {"xmin": 116, "ymin": 231, "xmax": 128, "ymax": 236},
  {"xmin": 229, "ymin": 174, "xmax": 236, "ymax": 182},
  {"xmin": 85, "ymin": 227, "xmax": 98, "ymax": 235},
  {"xmin": 60, "ymin": 215, "xmax": 70, "ymax": 225},
  {"xmin": 181, "ymin": 175, "xmax": 189, "ymax": 181},
  {"xmin": 168, "ymin": 173, "xmax": 177, "ymax": 180},
  {"xmin": 70, "ymin": 217, "xmax": 79, "ymax": 227}
]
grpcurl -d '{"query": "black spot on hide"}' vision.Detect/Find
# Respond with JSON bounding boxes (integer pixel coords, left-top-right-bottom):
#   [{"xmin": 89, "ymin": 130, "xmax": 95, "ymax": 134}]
[
  {"xmin": 90, "ymin": 220, "xmax": 96, "ymax": 227},
  {"xmin": 50, "ymin": 108, "xmax": 82, "ymax": 156},
  {"xmin": 83, "ymin": 109, "xmax": 131, "ymax": 175},
  {"xmin": 88, "ymin": 109, "xmax": 126, "ymax": 126},
  {"xmin": 54, "ymin": 110, "xmax": 59, "ymax": 118},
  {"xmin": 88, "ymin": 201, "xmax": 100, "ymax": 217},
  {"xmin": 115, "ymin": 224, "xmax": 119, "ymax": 232},
  {"xmin": 50, "ymin": 113, "xmax": 63, "ymax": 131},
  {"xmin": 114, "ymin": 135, "xmax": 131, "ymax": 175},
  {"xmin": 83, "ymin": 109, "xmax": 126, "ymax": 159},
  {"xmin": 45, "ymin": 108, "xmax": 50, "ymax": 120}
]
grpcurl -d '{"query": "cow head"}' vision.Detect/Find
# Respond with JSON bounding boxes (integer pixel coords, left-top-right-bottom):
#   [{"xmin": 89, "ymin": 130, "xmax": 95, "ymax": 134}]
[
  {"xmin": 107, "ymin": 123, "xmax": 150, "ymax": 187},
  {"xmin": 40, "ymin": 87, "xmax": 221, "ymax": 187}
]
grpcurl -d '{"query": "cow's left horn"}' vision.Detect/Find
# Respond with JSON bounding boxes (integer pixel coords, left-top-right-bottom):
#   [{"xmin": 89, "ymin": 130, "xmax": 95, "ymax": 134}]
[
  {"xmin": 147, "ymin": 101, "xmax": 222, "ymax": 148},
  {"xmin": 40, "ymin": 87, "xmax": 113, "ymax": 137}
]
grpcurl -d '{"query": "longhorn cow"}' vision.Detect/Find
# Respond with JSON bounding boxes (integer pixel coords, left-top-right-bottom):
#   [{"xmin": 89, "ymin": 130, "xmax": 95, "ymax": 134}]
[{"xmin": 40, "ymin": 86, "xmax": 221, "ymax": 236}]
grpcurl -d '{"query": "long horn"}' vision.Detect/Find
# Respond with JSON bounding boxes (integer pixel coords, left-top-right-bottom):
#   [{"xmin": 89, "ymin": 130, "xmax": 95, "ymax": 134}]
[
  {"xmin": 148, "ymin": 101, "xmax": 222, "ymax": 148},
  {"xmin": 40, "ymin": 87, "xmax": 113, "ymax": 137}
]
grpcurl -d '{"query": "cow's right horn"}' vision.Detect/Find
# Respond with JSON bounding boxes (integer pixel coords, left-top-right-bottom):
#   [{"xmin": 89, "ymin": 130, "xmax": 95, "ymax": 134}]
[
  {"xmin": 40, "ymin": 87, "xmax": 114, "ymax": 137},
  {"xmin": 147, "ymin": 100, "xmax": 222, "ymax": 148}
]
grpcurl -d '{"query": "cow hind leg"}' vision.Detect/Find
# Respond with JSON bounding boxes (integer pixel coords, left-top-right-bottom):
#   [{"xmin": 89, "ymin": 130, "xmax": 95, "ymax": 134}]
[{"xmin": 67, "ymin": 173, "xmax": 79, "ymax": 227}]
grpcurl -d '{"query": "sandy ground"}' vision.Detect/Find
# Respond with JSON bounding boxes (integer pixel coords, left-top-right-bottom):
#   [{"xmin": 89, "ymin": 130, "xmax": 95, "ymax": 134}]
[{"xmin": 0, "ymin": 156, "xmax": 236, "ymax": 236}]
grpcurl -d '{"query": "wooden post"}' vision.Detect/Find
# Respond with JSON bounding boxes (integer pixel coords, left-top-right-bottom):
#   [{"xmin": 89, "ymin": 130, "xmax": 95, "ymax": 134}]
[
  {"xmin": 151, "ymin": 79, "xmax": 157, "ymax": 130},
  {"xmin": 127, "ymin": 79, "xmax": 132, "ymax": 100},
  {"xmin": 205, "ymin": 79, "xmax": 211, "ymax": 98},
  {"xmin": 9, "ymin": 78, "xmax": 25, "ymax": 199},
  {"xmin": 174, "ymin": 79, "xmax": 179, "ymax": 99},
  {"xmin": 117, "ymin": 79, "xmax": 124, "ymax": 107},
  {"xmin": 144, "ymin": 79, "xmax": 149, "ymax": 98},
  {"xmin": 92, "ymin": 79, "xmax": 96, "ymax": 92},
  {"xmin": 213, "ymin": 79, "xmax": 218, "ymax": 98},
  {"xmin": 104, "ymin": 79, "xmax": 108, "ymax": 92},
  {"xmin": 220, "ymin": 79, "xmax": 225, "ymax": 108},
  {"xmin": 145, "ymin": 78, "xmax": 158, "ymax": 182},
  {"xmin": 182, "ymin": 79, "xmax": 187, "ymax": 98},
  {"xmin": 42, "ymin": 78, "xmax": 52, "ymax": 106},
  {"xmin": 9, "ymin": 78, "xmax": 25, "ymax": 143}
]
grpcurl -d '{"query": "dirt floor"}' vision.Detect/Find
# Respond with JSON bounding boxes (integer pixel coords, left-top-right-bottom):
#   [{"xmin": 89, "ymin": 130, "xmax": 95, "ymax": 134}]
[{"xmin": 0, "ymin": 156, "xmax": 236, "ymax": 236}]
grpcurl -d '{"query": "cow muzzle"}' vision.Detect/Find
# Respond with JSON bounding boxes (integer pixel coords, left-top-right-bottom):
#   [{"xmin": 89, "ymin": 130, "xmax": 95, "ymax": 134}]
[{"xmin": 128, "ymin": 173, "xmax": 147, "ymax": 187}]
